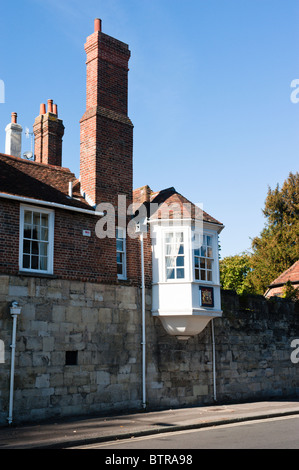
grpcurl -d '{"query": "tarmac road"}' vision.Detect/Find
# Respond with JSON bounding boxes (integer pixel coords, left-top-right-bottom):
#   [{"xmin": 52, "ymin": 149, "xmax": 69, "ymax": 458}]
[
  {"xmin": 73, "ymin": 415, "xmax": 299, "ymax": 449},
  {"xmin": 1, "ymin": 399, "xmax": 299, "ymax": 449}
]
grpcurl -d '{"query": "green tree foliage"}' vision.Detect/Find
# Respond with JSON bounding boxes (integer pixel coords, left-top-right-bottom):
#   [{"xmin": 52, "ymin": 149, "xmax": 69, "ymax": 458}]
[
  {"xmin": 282, "ymin": 280, "xmax": 299, "ymax": 300},
  {"xmin": 249, "ymin": 172, "xmax": 299, "ymax": 294},
  {"xmin": 220, "ymin": 253, "xmax": 253, "ymax": 295}
]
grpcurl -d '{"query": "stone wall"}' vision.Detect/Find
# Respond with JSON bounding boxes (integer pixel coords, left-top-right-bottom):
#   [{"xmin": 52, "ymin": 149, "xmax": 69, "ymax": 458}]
[
  {"xmin": 147, "ymin": 291, "xmax": 299, "ymax": 408},
  {"xmin": 0, "ymin": 274, "xmax": 145, "ymax": 424},
  {"xmin": 0, "ymin": 275, "xmax": 299, "ymax": 425}
]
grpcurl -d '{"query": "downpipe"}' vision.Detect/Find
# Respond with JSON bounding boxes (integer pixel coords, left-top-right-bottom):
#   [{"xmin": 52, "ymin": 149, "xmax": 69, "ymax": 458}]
[
  {"xmin": 7, "ymin": 301, "xmax": 22, "ymax": 425},
  {"xmin": 140, "ymin": 231, "xmax": 146, "ymax": 409},
  {"xmin": 211, "ymin": 319, "xmax": 217, "ymax": 402}
]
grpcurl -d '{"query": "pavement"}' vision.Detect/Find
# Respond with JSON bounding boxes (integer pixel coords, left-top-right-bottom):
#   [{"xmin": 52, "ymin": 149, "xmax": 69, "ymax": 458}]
[{"xmin": 1, "ymin": 399, "xmax": 299, "ymax": 449}]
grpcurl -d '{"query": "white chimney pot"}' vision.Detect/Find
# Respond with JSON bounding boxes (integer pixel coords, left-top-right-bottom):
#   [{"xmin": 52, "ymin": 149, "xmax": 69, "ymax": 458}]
[{"xmin": 5, "ymin": 113, "xmax": 23, "ymax": 158}]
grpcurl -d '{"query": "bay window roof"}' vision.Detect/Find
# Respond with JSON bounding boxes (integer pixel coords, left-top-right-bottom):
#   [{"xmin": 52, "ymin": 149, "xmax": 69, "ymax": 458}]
[{"xmin": 133, "ymin": 185, "xmax": 224, "ymax": 229}]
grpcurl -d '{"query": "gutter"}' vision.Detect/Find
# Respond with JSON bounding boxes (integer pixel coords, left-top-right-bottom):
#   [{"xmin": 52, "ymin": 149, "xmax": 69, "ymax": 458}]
[{"xmin": 0, "ymin": 192, "xmax": 104, "ymax": 216}]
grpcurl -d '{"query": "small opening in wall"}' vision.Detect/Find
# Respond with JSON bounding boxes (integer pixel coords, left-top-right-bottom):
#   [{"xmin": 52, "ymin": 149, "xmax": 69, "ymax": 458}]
[{"xmin": 65, "ymin": 351, "xmax": 78, "ymax": 366}]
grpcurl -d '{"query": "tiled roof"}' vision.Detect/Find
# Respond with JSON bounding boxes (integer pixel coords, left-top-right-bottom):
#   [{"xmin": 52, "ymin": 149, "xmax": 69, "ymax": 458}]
[
  {"xmin": 0, "ymin": 153, "xmax": 92, "ymax": 210},
  {"xmin": 269, "ymin": 260, "xmax": 299, "ymax": 287},
  {"xmin": 133, "ymin": 185, "xmax": 223, "ymax": 226}
]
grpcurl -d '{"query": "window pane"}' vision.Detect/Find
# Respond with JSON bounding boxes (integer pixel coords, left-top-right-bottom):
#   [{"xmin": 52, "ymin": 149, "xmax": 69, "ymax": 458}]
[
  {"xmin": 176, "ymin": 256, "xmax": 184, "ymax": 267},
  {"xmin": 166, "ymin": 268, "xmax": 175, "ymax": 279},
  {"xmin": 175, "ymin": 232, "xmax": 184, "ymax": 243},
  {"xmin": 117, "ymin": 252, "xmax": 123, "ymax": 264},
  {"xmin": 116, "ymin": 239, "xmax": 124, "ymax": 252},
  {"xmin": 166, "ymin": 256, "xmax": 175, "ymax": 268},
  {"xmin": 33, "ymin": 212, "xmax": 40, "ymax": 226},
  {"xmin": 23, "ymin": 240, "xmax": 31, "ymax": 254},
  {"xmin": 41, "ymin": 227, "xmax": 48, "ymax": 241},
  {"xmin": 194, "ymin": 257, "xmax": 199, "ymax": 268},
  {"xmin": 201, "ymin": 246, "xmax": 206, "ymax": 257},
  {"xmin": 24, "ymin": 225, "xmax": 32, "ymax": 239},
  {"xmin": 195, "ymin": 269, "xmax": 199, "ymax": 280},
  {"xmin": 207, "ymin": 236, "xmax": 212, "ymax": 246},
  {"xmin": 41, "ymin": 214, "xmax": 48, "ymax": 227},
  {"xmin": 165, "ymin": 233, "xmax": 173, "ymax": 243},
  {"xmin": 177, "ymin": 268, "xmax": 184, "ymax": 279},
  {"xmin": 23, "ymin": 254, "xmax": 30, "ymax": 269},
  {"xmin": 117, "ymin": 263, "xmax": 123, "ymax": 275},
  {"xmin": 31, "ymin": 255, "xmax": 39, "ymax": 270},
  {"xmin": 200, "ymin": 270, "xmax": 206, "ymax": 280},
  {"xmin": 39, "ymin": 242, "xmax": 48, "ymax": 257},
  {"xmin": 40, "ymin": 257, "xmax": 48, "ymax": 271},
  {"xmin": 200, "ymin": 258, "xmax": 205, "ymax": 269},
  {"xmin": 207, "ymin": 247, "xmax": 213, "ymax": 258},
  {"xmin": 207, "ymin": 270, "xmax": 212, "ymax": 281},
  {"xmin": 206, "ymin": 259, "xmax": 212, "ymax": 270},
  {"xmin": 31, "ymin": 241, "xmax": 39, "ymax": 255},
  {"xmin": 165, "ymin": 244, "xmax": 174, "ymax": 255},
  {"xmin": 24, "ymin": 211, "xmax": 32, "ymax": 224}
]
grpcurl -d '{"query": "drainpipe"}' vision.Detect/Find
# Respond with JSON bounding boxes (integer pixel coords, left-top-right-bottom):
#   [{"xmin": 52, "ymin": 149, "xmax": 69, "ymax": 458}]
[
  {"xmin": 211, "ymin": 319, "xmax": 217, "ymax": 402},
  {"xmin": 140, "ymin": 231, "xmax": 146, "ymax": 409},
  {"xmin": 7, "ymin": 301, "xmax": 22, "ymax": 425},
  {"xmin": 136, "ymin": 218, "xmax": 147, "ymax": 410}
]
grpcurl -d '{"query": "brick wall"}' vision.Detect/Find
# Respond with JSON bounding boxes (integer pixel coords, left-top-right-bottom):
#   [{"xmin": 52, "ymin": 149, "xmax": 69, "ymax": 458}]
[{"xmin": 0, "ymin": 199, "xmax": 141, "ymax": 285}]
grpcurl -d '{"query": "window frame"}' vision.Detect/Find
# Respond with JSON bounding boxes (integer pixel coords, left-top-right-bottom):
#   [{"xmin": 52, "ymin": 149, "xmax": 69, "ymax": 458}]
[
  {"xmin": 116, "ymin": 227, "xmax": 127, "ymax": 280},
  {"xmin": 19, "ymin": 204, "xmax": 54, "ymax": 275},
  {"xmin": 193, "ymin": 232, "xmax": 214, "ymax": 284},
  {"xmin": 162, "ymin": 228, "xmax": 190, "ymax": 282}
]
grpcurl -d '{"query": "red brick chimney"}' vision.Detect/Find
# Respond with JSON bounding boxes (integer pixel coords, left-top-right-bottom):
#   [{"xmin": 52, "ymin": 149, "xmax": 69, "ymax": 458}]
[
  {"xmin": 80, "ymin": 19, "xmax": 133, "ymax": 207},
  {"xmin": 33, "ymin": 99, "xmax": 65, "ymax": 166}
]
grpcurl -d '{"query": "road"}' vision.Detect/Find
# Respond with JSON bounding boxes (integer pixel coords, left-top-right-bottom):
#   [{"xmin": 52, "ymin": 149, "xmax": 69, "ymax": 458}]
[{"xmin": 69, "ymin": 415, "xmax": 299, "ymax": 449}]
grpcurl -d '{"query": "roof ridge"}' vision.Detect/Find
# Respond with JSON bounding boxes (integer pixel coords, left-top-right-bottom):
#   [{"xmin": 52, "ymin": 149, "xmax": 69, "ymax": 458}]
[{"xmin": 0, "ymin": 153, "xmax": 76, "ymax": 177}]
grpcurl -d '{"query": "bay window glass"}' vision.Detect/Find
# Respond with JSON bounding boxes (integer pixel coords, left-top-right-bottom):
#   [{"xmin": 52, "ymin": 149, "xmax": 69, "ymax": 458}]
[
  {"xmin": 165, "ymin": 231, "xmax": 185, "ymax": 280},
  {"xmin": 194, "ymin": 233, "xmax": 213, "ymax": 282}
]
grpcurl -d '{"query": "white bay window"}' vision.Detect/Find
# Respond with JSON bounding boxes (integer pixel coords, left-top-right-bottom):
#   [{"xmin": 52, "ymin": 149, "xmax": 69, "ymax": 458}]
[
  {"xmin": 193, "ymin": 233, "xmax": 213, "ymax": 282},
  {"xmin": 165, "ymin": 231, "xmax": 185, "ymax": 280}
]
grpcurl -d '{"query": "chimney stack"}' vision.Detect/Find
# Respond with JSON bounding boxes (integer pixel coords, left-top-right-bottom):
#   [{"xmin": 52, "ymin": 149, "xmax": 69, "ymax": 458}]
[
  {"xmin": 5, "ymin": 112, "xmax": 23, "ymax": 158},
  {"xmin": 33, "ymin": 100, "xmax": 64, "ymax": 166},
  {"xmin": 79, "ymin": 19, "xmax": 133, "ymax": 207}
]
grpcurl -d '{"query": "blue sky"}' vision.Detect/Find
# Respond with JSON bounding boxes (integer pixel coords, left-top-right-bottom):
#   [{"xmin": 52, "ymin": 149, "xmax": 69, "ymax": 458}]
[{"xmin": 0, "ymin": 0, "xmax": 298, "ymax": 258}]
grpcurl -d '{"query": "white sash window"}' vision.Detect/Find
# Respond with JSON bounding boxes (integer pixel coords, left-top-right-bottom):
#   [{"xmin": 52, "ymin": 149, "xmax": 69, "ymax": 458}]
[{"xmin": 19, "ymin": 205, "xmax": 54, "ymax": 274}]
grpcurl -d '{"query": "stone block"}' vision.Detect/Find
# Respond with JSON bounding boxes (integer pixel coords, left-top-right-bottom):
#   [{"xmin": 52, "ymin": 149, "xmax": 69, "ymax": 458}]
[
  {"xmin": 0, "ymin": 276, "xmax": 9, "ymax": 296},
  {"xmin": 193, "ymin": 384, "xmax": 209, "ymax": 396},
  {"xmin": 96, "ymin": 370, "xmax": 111, "ymax": 386},
  {"xmin": 8, "ymin": 285, "xmax": 28, "ymax": 297},
  {"xmin": 35, "ymin": 374, "xmax": 50, "ymax": 388}
]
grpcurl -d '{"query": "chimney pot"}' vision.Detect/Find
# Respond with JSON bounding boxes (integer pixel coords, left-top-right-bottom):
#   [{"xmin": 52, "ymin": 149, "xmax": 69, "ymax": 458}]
[
  {"xmin": 94, "ymin": 18, "xmax": 102, "ymax": 32},
  {"xmin": 5, "ymin": 113, "xmax": 22, "ymax": 157},
  {"xmin": 40, "ymin": 103, "xmax": 46, "ymax": 115},
  {"xmin": 47, "ymin": 99, "xmax": 53, "ymax": 113},
  {"xmin": 53, "ymin": 104, "xmax": 58, "ymax": 116}
]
